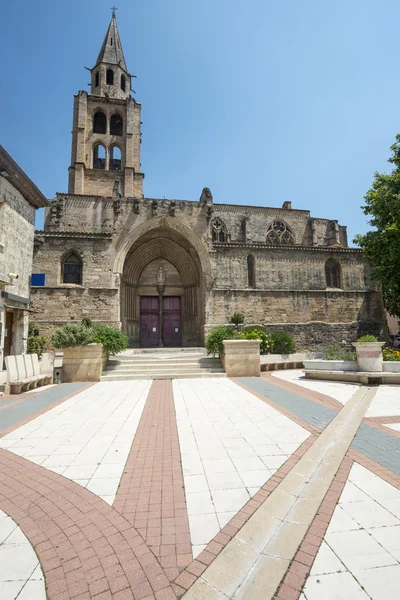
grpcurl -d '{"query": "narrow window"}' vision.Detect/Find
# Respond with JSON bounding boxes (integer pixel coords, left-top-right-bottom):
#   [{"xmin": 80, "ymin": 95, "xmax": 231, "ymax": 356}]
[
  {"xmin": 109, "ymin": 145, "xmax": 122, "ymax": 171},
  {"xmin": 62, "ymin": 253, "xmax": 82, "ymax": 285},
  {"xmin": 211, "ymin": 218, "xmax": 227, "ymax": 243},
  {"xmin": 93, "ymin": 144, "xmax": 106, "ymax": 170},
  {"xmin": 121, "ymin": 74, "xmax": 126, "ymax": 92},
  {"xmin": 247, "ymin": 254, "xmax": 256, "ymax": 288},
  {"xmin": 110, "ymin": 113, "xmax": 123, "ymax": 136},
  {"xmin": 95, "ymin": 71, "xmax": 99, "ymax": 88},
  {"xmin": 111, "ymin": 37, "xmax": 113, "ymax": 46},
  {"xmin": 325, "ymin": 259, "xmax": 341, "ymax": 288},
  {"xmin": 106, "ymin": 69, "xmax": 114, "ymax": 85},
  {"xmin": 93, "ymin": 111, "xmax": 106, "ymax": 134}
]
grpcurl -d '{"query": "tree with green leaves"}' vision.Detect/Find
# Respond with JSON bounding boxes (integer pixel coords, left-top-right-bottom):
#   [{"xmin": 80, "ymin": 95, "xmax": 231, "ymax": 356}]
[{"xmin": 354, "ymin": 134, "xmax": 400, "ymax": 316}]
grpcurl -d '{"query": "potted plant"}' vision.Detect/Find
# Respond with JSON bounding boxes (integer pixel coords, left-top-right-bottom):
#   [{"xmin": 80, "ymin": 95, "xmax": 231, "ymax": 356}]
[
  {"xmin": 51, "ymin": 321, "xmax": 127, "ymax": 382},
  {"xmin": 352, "ymin": 335, "xmax": 385, "ymax": 372}
]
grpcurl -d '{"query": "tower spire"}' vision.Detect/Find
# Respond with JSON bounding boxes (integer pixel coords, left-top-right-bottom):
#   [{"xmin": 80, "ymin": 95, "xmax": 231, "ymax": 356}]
[{"xmin": 96, "ymin": 10, "xmax": 127, "ymax": 72}]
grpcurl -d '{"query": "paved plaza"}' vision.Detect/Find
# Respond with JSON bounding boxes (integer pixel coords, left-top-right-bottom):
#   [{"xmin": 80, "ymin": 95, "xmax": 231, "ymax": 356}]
[{"xmin": 0, "ymin": 372, "xmax": 399, "ymax": 599}]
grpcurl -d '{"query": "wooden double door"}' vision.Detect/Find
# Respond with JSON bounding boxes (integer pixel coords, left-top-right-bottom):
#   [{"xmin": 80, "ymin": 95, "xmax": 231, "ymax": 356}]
[{"xmin": 140, "ymin": 296, "xmax": 182, "ymax": 348}]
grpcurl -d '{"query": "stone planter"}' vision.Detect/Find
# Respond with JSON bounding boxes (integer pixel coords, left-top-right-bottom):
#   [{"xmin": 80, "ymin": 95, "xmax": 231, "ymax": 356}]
[
  {"xmin": 62, "ymin": 343, "xmax": 106, "ymax": 382},
  {"xmin": 222, "ymin": 340, "xmax": 260, "ymax": 377},
  {"xmin": 303, "ymin": 359, "xmax": 357, "ymax": 372},
  {"xmin": 352, "ymin": 342, "xmax": 385, "ymax": 372},
  {"xmin": 383, "ymin": 362, "xmax": 400, "ymax": 373}
]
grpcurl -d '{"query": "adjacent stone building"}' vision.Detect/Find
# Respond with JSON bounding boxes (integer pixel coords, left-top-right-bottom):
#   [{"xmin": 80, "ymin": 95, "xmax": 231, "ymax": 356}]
[
  {"xmin": 31, "ymin": 13, "xmax": 386, "ymax": 350},
  {"xmin": 0, "ymin": 146, "xmax": 48, "ymax": 367}
]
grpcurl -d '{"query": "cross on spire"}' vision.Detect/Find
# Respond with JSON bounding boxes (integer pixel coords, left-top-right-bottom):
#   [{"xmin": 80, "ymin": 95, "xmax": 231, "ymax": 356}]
[{"xmin": 111, "ymin": 6, "xmax": 117, "ymax": 16}]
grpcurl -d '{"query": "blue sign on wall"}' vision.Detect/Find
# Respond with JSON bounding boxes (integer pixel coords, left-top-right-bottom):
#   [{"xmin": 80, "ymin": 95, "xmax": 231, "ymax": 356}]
[{"xmin": 31, "ymin": 274, "xmax": 46, "ymax": 286}]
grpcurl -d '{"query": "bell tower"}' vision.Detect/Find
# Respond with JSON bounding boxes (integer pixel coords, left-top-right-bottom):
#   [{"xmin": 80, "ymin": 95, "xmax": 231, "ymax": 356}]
[{"xmin": 68, "ymin": 10, "xmax": 144, "ymax": 198}]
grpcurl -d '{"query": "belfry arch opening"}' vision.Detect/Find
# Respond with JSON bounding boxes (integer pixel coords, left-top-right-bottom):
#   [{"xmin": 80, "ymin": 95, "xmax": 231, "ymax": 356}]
[{"xmin": 120, "ymin": 226, "xmax": 206, "ymax": 348}]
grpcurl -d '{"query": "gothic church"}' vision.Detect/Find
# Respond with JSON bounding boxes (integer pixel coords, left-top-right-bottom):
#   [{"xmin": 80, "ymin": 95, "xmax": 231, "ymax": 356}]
[{"xmin": 31, "ymin": 13, "xmax": 385, "ymax": 349}]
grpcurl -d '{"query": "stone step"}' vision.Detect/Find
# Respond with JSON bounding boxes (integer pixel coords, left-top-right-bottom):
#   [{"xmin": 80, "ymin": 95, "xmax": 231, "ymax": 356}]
[
  {"xmin": 121, "ymin": 347, "xmax": 206, "ymax": 355},
  {"xmin": 104, "ymin": 368, "xmax": 225, "ymax": 377},
  {"xmin": 100, "ymin": 371, "xmax": 227, "ymax": 381},
  {"xmin": 111, "ymin": 353, "xmax": 209, "ymax": 362},
  {"xmin": 105, "ymin": 360, "xmax": 221, "ymax": 370}
]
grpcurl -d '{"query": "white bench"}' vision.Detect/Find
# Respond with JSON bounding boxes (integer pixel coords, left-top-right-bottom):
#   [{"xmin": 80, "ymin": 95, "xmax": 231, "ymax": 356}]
[{"xmin": 5, "ymin": 354, "xmax": 52, "ymax": 394}]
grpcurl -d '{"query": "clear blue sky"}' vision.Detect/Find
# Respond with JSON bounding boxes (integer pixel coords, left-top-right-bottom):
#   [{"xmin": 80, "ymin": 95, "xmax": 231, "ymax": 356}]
[{"xmin": 2, "ymin": 0, "xmax": 399, "ymax": 243}]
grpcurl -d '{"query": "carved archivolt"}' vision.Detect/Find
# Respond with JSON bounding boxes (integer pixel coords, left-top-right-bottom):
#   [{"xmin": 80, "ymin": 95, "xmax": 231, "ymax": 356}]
[{"xmin": 123, "ymin": 237, "xmax": 199, "ymax": 286}]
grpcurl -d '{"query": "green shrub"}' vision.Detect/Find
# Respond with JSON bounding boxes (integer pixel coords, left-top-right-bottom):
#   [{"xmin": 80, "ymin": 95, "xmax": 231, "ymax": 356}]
[
  {"xmin": 27, "ymin": 321, "xmax": 47, "ymax": 358},
  {"xmin": 28, "ymin": 321, "xmax": 40, "ymax": 337},
  {"xmin": 27, "ymin": 335, "xmax": 48, "ymax": 358},
  {"xmin": 270, "ymin": 331, "xmax": 296, "ymax": 355},
  {"xmin": 230, "ymin": 313, "xmax": 245, "ymax": 329},
  {"xmin": 357, "ymin": 335, "xmax": 379, "ymax": 342},
  {"xmin": 52, "ymin": 323, "xmax": 95, "ymax": 349},
  {"xmin": 240, "ymin": 326, "xmax": 272, "ymax": 355},
  {"xmin": 81, "ymin": 317, "xmax": 93, "ymax": 328},
  {"xmin": 206, "ymin": 326, "xmax": 236, "ymax": 356},
  {"xmin": 322, "ymin": 344, "xmax": 355, "ymax": 361},
  {"xmin": 92, "ymin": 325, "xmax": 128, "ymax": 355}
]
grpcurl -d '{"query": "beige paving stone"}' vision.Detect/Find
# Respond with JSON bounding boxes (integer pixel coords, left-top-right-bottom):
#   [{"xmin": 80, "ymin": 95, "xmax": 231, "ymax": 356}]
[
  {"xmin": 264, "ymin": 521, "xmax": 308, "ymax": 559},
  {"xmin": 285, "ymin": 497, "xmax": 323, "ymax": 525},
  {"xmin": 202, "ymin": 538, "xmax": 259, "ymax": 597},
  {"xmin": 236, "ymin": 512, "xmax": 282, "ymax": 552},
  {"xmin": 183, "ymin": 578, "xmax": 229, "ymax": 600},
  {"xmin": 233, "ymin": 555, "xmax": 290, "ymax": 599},
  {"xmin": 258, "ymin": 489, "xmax": 296, "ymax": 521}
]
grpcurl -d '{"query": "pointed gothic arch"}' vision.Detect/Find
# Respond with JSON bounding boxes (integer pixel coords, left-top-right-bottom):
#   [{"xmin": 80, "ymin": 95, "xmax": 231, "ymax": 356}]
[
  {"xmin": 110, "ymin": 113, "xmax": 123, "ymax": 136},
  {"xmin": 93, "ymin": 111, "xmax": 106, "ymax": 134},
  {"xmin": 109, "ymin": 145, "xmax": 122, "ymax": 171},
  {"xmin": 211, "ymin": 217, "xmax": 228, "ymax": 243},
  {"xmin": 325, "ymin": 259, "xmax": 342, "ymax": 288},
  {"xmin": 62, "ymin": 252, "xmax": 82, "ymax": 285},
  {"xmin": 93, "ymin": 143, "xmax": 106, "ymax": 169},
  {"xmin": 266, "ymin": 220, "xmax": 295, "ymax": 245}
]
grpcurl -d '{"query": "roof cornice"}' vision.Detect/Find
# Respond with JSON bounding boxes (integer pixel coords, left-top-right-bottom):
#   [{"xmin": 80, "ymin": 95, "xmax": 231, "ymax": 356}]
[
  {"xmin": 213, "ymin": 242, "xmax": 362, "ymax": 253},
  {"xmin": 0, "ymin": 146, "xmax": 48, "ymax": 208}
]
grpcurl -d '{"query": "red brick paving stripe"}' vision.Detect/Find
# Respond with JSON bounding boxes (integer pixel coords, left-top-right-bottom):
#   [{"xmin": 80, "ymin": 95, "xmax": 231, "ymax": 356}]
[
  {"xmin": 172, "ymin": 435, "xmax": 316, "ymax": 595},
  {"xmin": 0, "ymin": 448, "xmax": 177, "ymax": 600},
  {"xmin": 233, "ymin": 377, "xmax": 320, "ymax": 434},
  {"xmin": 366, "ymin": 416, "xmax": 400, "ymax": 424},
  {"xmin": 261, "ymin": 371, "xmax": 344, "ymax": 411},
  {"xmin": 114, "ymin": 380, "xmax": 191, "ymax": 583},
  {"xmin": 0, "ymin": 383, "xmax": 94, "ymax": 438},
  {"xmin": 275, "ymin": 455, "xmax": 354, "ymax": 600}
]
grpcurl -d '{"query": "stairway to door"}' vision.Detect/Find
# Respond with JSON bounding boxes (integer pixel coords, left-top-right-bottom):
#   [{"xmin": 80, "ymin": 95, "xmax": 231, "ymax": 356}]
[{"xmin": 101, "ymin": 348, "xmax": 226, "ymax": 381}]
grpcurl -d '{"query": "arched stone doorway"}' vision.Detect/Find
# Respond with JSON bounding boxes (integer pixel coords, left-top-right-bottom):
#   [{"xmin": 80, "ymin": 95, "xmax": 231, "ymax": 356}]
[{"xmin": 120, "ymin": 225, "xmax": 207, "ymax": 347}]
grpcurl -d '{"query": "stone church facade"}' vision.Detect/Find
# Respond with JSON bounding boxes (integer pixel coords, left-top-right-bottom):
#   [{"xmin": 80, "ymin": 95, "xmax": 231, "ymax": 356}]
[{"xmin": 31, "ymin": 14, "xmax": 385, "ymax": 350}]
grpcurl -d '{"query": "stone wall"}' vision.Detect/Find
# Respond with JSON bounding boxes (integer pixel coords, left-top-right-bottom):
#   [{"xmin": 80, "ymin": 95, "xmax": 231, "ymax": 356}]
[
  {"xmin": 32, "ymin": 193, "xmax": 385, "ymax": 351},
  {"xmin": 0, "ymin": 176, "xmax": 36, "ymax": 361},
  {"xmin": 33, "ymin": 235, "xmax": 115, "ymax": 288},
  {"xmin": 30, "ymin": 287, "xmax": 119, "ymax": 341},
  {"xmin": 0, "ymin": 176, "xmax": 35, "ymax": 300},
  {"xmin": 207, "ymin": 288, "xmax": 383, "ymax": 326},
  {"xmin": 41, "ymin": 195, "xmax": 349, "ymax": 252},
  {"xmin": 210, "ymin": 246, "xmax": 373, "ymax": 291}
]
